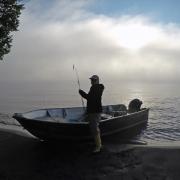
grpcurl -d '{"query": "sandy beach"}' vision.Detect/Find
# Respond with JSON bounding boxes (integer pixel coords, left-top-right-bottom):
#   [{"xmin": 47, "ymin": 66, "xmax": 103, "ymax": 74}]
[{"xmin": 0, "ymin": 128, "xmax": 180, "ymax": 180}]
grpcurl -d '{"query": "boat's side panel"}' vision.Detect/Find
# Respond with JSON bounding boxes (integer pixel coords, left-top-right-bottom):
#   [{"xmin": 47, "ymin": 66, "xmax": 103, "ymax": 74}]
[
  {"xmin": 17, "ymin": 118, "xmax": 91, "ymax": 140},
  {"xmin": 100, "ymin": 109, "xmax": 149, "ymax": 136}
]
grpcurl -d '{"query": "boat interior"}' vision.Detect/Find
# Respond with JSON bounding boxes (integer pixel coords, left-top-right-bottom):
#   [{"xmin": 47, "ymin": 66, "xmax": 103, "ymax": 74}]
[{"xmin": 22, "ymin": 104, "xmax": 128, "ymax": 123}]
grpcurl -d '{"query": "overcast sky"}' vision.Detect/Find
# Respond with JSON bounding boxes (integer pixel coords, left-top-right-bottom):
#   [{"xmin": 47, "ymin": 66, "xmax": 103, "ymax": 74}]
[{"xmin": 1, "ymin": 0, "xmax": 180, "ymax": 85}]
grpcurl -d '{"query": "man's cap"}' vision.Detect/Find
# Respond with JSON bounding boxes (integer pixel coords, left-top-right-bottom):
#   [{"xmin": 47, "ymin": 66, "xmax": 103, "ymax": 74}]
[{"xmin": 89, "ymin": 75, "xmax": 99, "ymax": 80}]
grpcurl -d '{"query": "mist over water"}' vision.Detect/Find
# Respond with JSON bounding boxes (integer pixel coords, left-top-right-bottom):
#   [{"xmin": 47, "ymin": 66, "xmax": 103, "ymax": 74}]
[{"xmin": 0, "ymin": 81, "xmax": 180, "ymax": 144}]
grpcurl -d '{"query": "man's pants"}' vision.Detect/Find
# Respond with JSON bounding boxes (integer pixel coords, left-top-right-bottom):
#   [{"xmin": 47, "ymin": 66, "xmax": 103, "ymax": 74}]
[{"xmin": 85, "ymin": 113, "xmax": 101, "ymax": 136}]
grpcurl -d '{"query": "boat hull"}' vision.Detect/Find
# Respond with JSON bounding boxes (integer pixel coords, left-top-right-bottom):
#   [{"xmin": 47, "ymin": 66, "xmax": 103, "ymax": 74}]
[{"xmin": 13, "ymin": 108, "xmax": 149, "ymax": 141}]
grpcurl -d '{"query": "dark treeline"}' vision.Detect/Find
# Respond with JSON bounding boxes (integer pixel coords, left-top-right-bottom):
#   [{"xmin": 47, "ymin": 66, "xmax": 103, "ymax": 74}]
[{"xmin": 0, "ymin": 0, "xmax": 24, "ymax": 60}]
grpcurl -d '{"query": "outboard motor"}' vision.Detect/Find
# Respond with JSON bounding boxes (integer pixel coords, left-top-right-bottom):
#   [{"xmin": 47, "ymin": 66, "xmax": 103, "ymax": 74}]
[{"xmin": 128, "ymin": 99, "xmax": 142, "ymax": 113}]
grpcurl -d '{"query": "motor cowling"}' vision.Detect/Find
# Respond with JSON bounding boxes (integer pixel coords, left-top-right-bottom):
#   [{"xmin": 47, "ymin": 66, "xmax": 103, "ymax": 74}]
[{"xmin": 128, "ymin": 99, "xmax": 142, "ymax": 113}]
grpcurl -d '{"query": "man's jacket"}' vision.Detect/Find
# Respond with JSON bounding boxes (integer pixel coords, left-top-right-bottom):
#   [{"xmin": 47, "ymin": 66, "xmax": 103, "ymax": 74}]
[{"xmin": 79, "ymin": 84, "xmax": 104, "ymax": 114}]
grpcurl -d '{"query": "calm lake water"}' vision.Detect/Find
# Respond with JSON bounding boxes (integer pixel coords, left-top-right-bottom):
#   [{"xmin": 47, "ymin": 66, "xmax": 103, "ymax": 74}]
[{"xmin": 0, "ymin": 82, "xmax": 180, "ymax": 145}]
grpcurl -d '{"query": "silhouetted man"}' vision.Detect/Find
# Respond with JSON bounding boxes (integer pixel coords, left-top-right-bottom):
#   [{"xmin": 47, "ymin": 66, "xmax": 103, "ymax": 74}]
[{"xmin": 79, "ymin": 75, "xmax": 104, "ymax": 153}]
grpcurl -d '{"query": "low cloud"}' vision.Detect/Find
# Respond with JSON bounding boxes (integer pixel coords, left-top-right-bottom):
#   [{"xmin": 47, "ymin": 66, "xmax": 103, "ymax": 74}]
[{"xmin": 1, "ymin": 0, "xmax": 180, "ymax": 84}]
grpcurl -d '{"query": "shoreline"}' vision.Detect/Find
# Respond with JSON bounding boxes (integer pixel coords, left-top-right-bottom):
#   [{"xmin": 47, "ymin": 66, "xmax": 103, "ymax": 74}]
[
  {"xmin": 2, "ymin": 124, "xmax": 180, "ymax": 148},
  {"xmin": 0, "ymin": 128, "xmax": 180, "ymax": 179}
]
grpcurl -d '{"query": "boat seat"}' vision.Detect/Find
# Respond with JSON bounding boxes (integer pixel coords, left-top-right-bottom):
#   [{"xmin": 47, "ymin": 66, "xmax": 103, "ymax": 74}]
[
  {"xmin": 45, "ymin": 109, "xmax": 67, "ymax": 122},
  {"xmin": 106, "ymin": 104, "xmax": 127, "ymax": 117},
  {"xmin": 63, "ymin": 107, "xmax": 86, "ymax": 122},
  {"xmin": 107, "ymin": 104, "xmax": 127, "ymax": 112},
  {"xmin": 47, "ymin": 109, "xmax": 65, "ymax": 118}
]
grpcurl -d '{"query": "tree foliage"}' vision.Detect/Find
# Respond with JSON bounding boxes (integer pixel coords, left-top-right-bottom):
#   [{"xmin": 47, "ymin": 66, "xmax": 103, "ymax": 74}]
[{"xmin": 0, "ymin": 0, "xmax": 24, "ymax": 60}]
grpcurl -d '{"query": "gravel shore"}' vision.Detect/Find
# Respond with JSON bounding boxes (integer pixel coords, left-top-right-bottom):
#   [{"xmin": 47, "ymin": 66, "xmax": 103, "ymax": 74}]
[{"xmin": 0, "ymin": 128, "xmax": 180, "ymax": 180}]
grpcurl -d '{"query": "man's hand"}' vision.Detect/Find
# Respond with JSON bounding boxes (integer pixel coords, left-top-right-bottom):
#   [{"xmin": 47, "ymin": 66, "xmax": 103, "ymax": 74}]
[
  {"xmin": 79, "ymin": 89, "xmax": 83, "ymax": 94},
  {"xmin": 79, "ymin": 89, "xmax": 88, "ymax": 99}
]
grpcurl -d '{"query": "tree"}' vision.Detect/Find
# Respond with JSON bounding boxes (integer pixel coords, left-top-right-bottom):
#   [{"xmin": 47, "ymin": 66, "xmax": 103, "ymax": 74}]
[{"xmin": 0, "ymin": 0, "xmax": 24, "ymax": 60}]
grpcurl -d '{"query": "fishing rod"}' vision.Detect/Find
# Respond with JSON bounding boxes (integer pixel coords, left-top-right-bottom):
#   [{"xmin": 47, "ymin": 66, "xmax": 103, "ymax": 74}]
[{"xmin": 73, "ymin": 64, "xmax": 85, "ymax": 109}]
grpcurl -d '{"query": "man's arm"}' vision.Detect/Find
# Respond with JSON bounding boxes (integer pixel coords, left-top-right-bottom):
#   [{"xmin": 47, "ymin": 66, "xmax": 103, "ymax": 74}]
[{"xmin": 79, "ymin": 89, "xmax": 88, "ymax": 99}]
